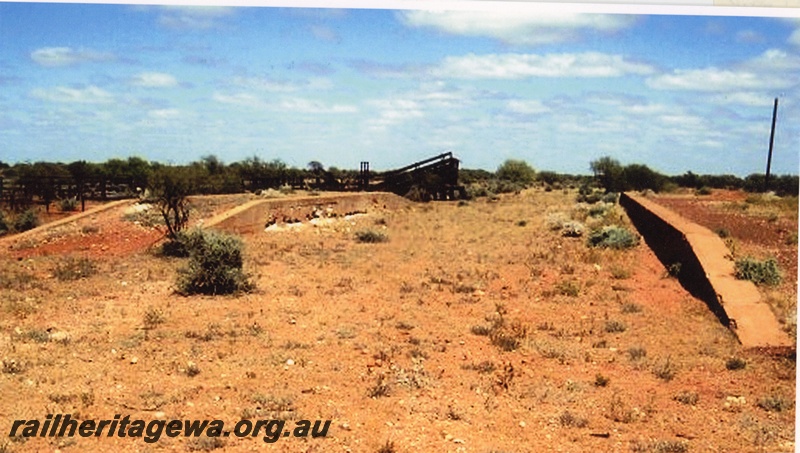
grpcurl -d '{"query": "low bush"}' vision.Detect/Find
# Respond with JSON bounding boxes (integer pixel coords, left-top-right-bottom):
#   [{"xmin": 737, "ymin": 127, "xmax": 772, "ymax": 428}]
[
  {"xmin": 734, "ymin": 256, "xmax": 781, "ymax": 286},
  {"xmin": 561, "ymin": 221, "xmax": 585, "ymax": 238},
  {"xmin": 757, "ymin": 394, "xmax": 792, "ymax": 412},
  {"xmin": 587, "ymin": 225, "xmax": 638, "ymax": 249},
  {"xmin": 176, "ymin": 229, "xmax": 254, "ymax": 296},
  {"xmin": 725, "ymin": 357, "xmax": 747, "ymax": 371},
  {"xmin": 545, "ymin": 212, "xmax": 570, "ymax": 231},
  {"xmin": 673, "ymin": 390, "xmax": 699, "ymax": 406},
  {"xmin": 601, "ymin": 192, "xmax": 619, "ymax": 204},
  {"xmin": 14, "ymin": 209, "xmax": 39, "ymax": 232}
]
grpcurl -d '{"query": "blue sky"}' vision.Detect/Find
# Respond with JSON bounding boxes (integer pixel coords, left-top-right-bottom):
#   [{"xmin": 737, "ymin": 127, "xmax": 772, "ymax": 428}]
[{"xmin": 0, "ymin": 2, "xmax": 798, "ymax": 175}]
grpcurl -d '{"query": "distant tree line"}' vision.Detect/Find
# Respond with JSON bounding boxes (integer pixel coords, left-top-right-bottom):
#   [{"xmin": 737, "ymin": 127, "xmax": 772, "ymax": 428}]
[
  {"xmin": 0, "ymin": 155, "xmax": 366, "ymax": 212},
  {"xmin": 457, "ymin": 157, "xmax": 797, "ymax": 199},
  {"xmin": 588, "ymin": 156, "xmax": 799, "ymax": 197},
  {"xmin": 0, "ymin": 154, "xmax": 796, "ymax": 214}
]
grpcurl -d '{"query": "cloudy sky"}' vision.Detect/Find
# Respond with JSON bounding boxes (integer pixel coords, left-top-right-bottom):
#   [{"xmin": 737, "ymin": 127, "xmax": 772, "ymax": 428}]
[{"xmin": 0, "ymin": 1, "xmax": 798, "ymax": 175}]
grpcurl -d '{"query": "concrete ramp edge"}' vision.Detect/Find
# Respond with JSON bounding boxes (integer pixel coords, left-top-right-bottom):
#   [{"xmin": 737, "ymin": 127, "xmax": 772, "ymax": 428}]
[{"xmin": 620, "ymin": 192, "xmax": 794, "ymax": 353}]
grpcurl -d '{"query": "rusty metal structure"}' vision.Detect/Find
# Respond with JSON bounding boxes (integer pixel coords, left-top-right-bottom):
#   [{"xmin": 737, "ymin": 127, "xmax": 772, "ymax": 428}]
[{"xmin": 360, "ymin": 152, "xmax": 465, "ymax": 201}]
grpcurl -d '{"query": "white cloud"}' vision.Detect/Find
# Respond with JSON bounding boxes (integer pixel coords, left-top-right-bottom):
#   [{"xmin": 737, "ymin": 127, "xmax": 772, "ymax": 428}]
[
  {"xmin": 434, "ymin": 52, "xmax": 654, "ymax": 79},
  {"xmin": 648, "ymin": 49, "xmax": 798, "ymax": 92},
  {"xmin": 131, "ymin": 72, "xmax": 178, "ymax": 88},
  {"xmin": 507, "ymin": 99, "xmax": 550, "ymax": 115},
  {"xmin": 710, "ymin": 92, "xmax": 776, "ymax": 107},
  {"xmin": 647, "ymin": 67, "xmax": 780, "ymax": 91},
  {"xmin": 31, "ymin": 47, "xmax": 113, "ymax": 67},
  {"xmin": 399, "ymin": 11, "xmax": 635, "ymax": 45},
  {"xmin": 31, "ymin": 85, "xmax": 114, "ymax": 104},
  {"xmin": 280, "ymin": 98, "xmax": 357, "ymax": 114},
  {"xmin": 366, "ymin": 99, "xmax": 424, "ymax": 131},
  {"xmin": 658, "ymin": 114, "xmax": 705, "ymax": 128},
  {"xmin": 212, "ymin": 92, "xmax": 264, "ymax": 107},
  {"xmin": 586, "ymin": 94, "xmax": 667, "ymax": 115},
  {"xmin": 231, "ymin": 76, "xmax": 332, "ymax": 92},
  {"xmin": 148, "ymin": 108, "xmax": 180, "ymax": 119},
  {"xmin": 157, "ymin": 6, "xmax": 235, "ymax": 30}
]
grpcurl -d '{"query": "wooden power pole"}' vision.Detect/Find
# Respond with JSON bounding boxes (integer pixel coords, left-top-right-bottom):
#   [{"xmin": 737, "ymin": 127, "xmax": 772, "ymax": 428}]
[{"xmin": 765, "ymin": 97, "xmax": 778, "ymax": 192}]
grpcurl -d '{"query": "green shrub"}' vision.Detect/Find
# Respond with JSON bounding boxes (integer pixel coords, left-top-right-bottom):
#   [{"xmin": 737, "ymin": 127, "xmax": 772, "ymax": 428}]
[
  {"xmin": 176, "ymin": 229, "xmax": 254, "ymax": 296},
  {"xmin": 60, "ymin": 197, "xmax": 79, "ymax": 212},
  {"xmin": 587, "ymin": 226, "xmax": 638, "ymax": 249},
  {"xmin": 601, "ymin": 192, "xmax": 619, "ymax": 204},
  {"xmin": 588, "ymin": 203, "xmax": 612, "ymax": 217},
  {"xmin": 734, "ymin": 256, "xmax": 781, "ymax": 286},
  {"xmin": 14, "ymin": 209, "xmax": 40, "ymax": 232}
]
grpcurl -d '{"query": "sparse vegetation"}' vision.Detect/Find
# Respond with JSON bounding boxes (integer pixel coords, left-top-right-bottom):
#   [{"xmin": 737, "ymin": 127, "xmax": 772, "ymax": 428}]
[
  {"xmin": 53, "ymin": 256, "xmax": 97, "ymax": 281},
  {"xmin": 631, "ymin": 439, "xmax": 689, "ymax": 453},
  {"xmin": 757, "ymin": 394, "xmax": 792, "ymax": 412},
  {"xmin": 621, "ymin": 302, "xmax": 642, "ymax": 314},
  {"xmin": 0, "ymin": 166, "xmax": 794, "ymax": 452},
  {"xmin": 605, "ymin": 320, "xmax": 627, "ymax": 333},
  {"xmin": 559, "ymin": 411, "xmax": 589, "ymax": 428},
  {"xmin": 143, "ymin": 306, "xmax": 166, "ymax": 330},
  {"xmin": 355, "ymin": 229, "xmax": 388, "ymax": 243},
  {"xmin": 556, "ymin": 280, "xmax": 580, "ymax": 297},
  {"xmin": 628, "ymin": 346, "xmax": 647, "ymax": 361},
  {"xmin": 594, "ymin": 373, "xmax": 610, "ymax": 387},
  {"xmin": 653, "ymin": 356, "xmax": 677, "ymax": 381}
]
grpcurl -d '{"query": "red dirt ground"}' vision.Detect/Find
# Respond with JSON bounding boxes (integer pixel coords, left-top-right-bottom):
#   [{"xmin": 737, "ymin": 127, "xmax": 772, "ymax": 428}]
[{"xmin": 0, "ymin": 189, "xmax": 795, "ymax": 452}]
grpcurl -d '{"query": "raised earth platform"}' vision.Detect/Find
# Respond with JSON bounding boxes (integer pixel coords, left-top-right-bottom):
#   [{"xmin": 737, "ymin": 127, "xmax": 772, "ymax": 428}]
[
  {"xmin": 620, "ymin": 192, "xmax": 794, "ymax": 353},
  {"xmin": 204, "ymin": 192, "xmax": 409, "ymax": 235}
]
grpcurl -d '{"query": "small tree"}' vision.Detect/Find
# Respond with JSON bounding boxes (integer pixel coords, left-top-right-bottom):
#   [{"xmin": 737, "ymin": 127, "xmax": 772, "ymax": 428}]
[
  {"xmin": 496, "ymin": 159, "xmax": 536, "ymax": 187},
  {"xmin": 149, "ymin": 166, "xmax": 194, "ymax": 240},
  {"xmin": 590, "ymin": 156, "xmax": 625, "ymax": 193}
]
